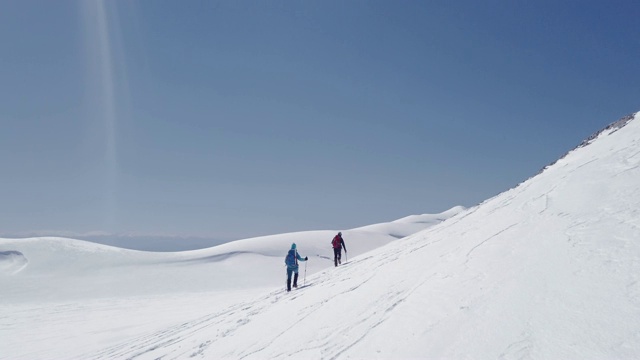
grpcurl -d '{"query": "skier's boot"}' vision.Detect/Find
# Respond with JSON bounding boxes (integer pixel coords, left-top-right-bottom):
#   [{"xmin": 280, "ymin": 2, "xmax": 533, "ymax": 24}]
[
  {"xmin": 286, "ymin": 276, "xmax": 291, "ymax": 292},
  {"xmin": 293, "ymin": 273, "xmax": 299, "ymax": 288}
]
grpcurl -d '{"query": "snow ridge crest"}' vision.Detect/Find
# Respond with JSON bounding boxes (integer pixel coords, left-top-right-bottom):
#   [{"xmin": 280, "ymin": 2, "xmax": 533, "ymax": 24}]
[{"xmin": 539, "ymin": 112, "xmax": 638, "ymax": 175}]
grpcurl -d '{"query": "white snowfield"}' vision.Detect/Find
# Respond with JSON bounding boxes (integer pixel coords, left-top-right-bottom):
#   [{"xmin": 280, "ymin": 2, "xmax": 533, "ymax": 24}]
[
  {"xmin": 2, "ymin": 112, "xmax": 640, "ymax": 359},
  {"xmin": 0, "ymin": 207, "xmax": 462, "ymax": 358}
]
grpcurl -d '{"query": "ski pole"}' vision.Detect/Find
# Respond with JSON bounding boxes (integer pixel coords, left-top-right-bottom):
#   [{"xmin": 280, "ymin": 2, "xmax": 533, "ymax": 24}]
[{"xmin": 304, "ymin": 260, "xmax": 307, "ymax": 286}]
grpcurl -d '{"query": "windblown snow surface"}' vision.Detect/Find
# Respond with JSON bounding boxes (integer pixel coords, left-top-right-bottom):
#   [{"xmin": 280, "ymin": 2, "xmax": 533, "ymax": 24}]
[
  {"xmin": 0, "ymin": 208, "xmax": 462, "ymax": 359},
  {"xmin": 2, "ymin": 112, "xmax": 640, "ymax": 359}
]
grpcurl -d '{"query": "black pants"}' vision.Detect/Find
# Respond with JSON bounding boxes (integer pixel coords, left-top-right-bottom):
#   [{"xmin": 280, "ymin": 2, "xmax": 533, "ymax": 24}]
[
  {"xmin": 333, "ymin": 248, "xmax": 342, "ymax": 267},
  {"xmin": 286, "ymin": 268, "xmax": 299, "ymax": 291}
]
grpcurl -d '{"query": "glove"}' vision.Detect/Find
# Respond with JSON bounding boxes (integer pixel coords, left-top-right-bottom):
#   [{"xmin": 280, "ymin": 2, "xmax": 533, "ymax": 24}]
[{"xmin": 305, "ymin": 257, "xmax": 308, "ymax": 261}]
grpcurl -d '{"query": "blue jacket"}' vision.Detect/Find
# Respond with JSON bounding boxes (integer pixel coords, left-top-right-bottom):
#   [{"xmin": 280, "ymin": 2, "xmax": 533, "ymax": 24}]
[{"xmin": 285, "ymin": 243, "xmax": 306, "ymax": 270}]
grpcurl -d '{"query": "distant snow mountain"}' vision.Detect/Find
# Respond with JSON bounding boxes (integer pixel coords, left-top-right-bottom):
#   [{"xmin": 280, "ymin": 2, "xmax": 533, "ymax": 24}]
[{"xmin": 2, "ymin": 112, "xmax": 639, "ymax": 360}]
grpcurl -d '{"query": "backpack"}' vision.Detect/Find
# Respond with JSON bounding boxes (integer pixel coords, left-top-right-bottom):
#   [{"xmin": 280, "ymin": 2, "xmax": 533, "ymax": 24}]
[
  {"xmin": 285, "ymin": 250, "xmax": 297, "ymax": 267},
  {"xmin": 332, "ymin": 235, "xmax": 341, "ymax": 248}
]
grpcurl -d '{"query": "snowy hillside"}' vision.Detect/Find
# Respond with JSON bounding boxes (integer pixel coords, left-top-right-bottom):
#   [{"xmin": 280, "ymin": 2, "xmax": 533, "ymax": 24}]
[
  {"xmin": 0, "ymin": 208, "xmax": 462, "ymax": 303},
  {"xmin": 0, "ymin": 209, "xmax": 464, "ymax": 359},
  {"xmin": 3, "ymin": 112, "xmax": 640, "ymax": 359}
]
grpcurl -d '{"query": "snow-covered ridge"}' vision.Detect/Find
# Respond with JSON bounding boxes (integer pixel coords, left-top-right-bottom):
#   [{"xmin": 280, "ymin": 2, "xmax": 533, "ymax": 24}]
[
  {"xmin": 577, "ymin": 112, "xmax": 636, "ymax": 148},
  {"xmin": 0, "ymin": 207, "xmax": 464, "ymax": 302},
  {"xmin": 539, "ymin": 111, "xmax": 638, "ymax": 175},
  {"xmin": 353, "ymin": 205, "xmax": 467, "ymax": 238}
]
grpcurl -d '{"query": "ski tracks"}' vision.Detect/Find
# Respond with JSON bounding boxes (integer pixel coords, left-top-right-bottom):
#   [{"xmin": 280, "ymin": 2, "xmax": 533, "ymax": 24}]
[
  {"xmin": 82, "ymin": 288, "xmax": 292, "ymax": 360},
  {"xmin": 323, "ymin": 274, "xmax": 437, "ymax": 360},
  {"xmin": 83, "ymin": 225, "xmax": 461, "ymax": 360},
  {"xmin": 465, "ymin": 224, "xmax": 518, "ymax": 260},
  {"xmin": 498, "ymin": 329, "xmax": 534, "ymax": 360},
  {"xmin": 83, "ymin": 268, "xmax": 378, "ymax": 359}
]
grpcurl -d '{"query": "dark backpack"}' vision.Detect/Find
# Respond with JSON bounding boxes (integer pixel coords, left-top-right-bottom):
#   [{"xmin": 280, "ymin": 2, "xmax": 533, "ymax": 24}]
[
  {"xmin": 285, "ymin": 250, "xmax": 297, "ymax": 267},
  {"xmin": 332, "ymin": 235, "xmax": 341, "ymax": 248}
]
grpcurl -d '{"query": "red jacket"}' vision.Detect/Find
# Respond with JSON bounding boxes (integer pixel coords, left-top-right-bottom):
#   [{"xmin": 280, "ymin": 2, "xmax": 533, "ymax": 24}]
[{"xmin": 332, "ymin": 234, "xmax": 346, "ymax": 251}]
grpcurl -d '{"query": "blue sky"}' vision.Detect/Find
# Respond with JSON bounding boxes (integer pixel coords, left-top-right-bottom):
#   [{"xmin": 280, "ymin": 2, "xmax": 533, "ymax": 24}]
[{"xmin": 1, "ymin": 0, "xmax": 638, "ymax": 244}]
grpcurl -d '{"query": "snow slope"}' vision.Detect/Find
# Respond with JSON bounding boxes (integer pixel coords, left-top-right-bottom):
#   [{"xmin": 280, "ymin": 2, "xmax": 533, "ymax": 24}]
[
  {"xmin": 0, "ymin": 209, "xmax": 462, "ymax": 304},
  {"xmin": 0, "ymin": 208, "xmax": 462, "ymax": 359},
  {"xmin": 3, "ymin": 112, "xmax": 640, "ymax": 359}
]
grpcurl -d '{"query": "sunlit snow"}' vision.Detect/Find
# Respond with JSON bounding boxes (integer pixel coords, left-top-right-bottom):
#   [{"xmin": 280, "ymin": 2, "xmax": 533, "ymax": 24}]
[{"xmin": 2, "ymin": 113, "xmax": 639, "ymax": 359}]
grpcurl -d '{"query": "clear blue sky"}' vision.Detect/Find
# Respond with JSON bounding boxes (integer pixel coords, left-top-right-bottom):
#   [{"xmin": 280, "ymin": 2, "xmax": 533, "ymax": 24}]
[{"xmin": 1, "ymin": 0, "xmax": 638, "ymax": 242}]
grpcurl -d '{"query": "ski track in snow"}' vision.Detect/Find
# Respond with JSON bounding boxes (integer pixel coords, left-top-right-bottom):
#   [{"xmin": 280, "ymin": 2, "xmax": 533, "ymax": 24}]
[
  {"xmin": 83, "ymin": 231, "xmax": 443, "ymax": 360},
  {"xmin": 465, "ymin": 223, "xmax": 518, "ymax": 259},
  {"xmin": 498, "ymin": 329, "xmax": 534, "ymax": 360}
]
